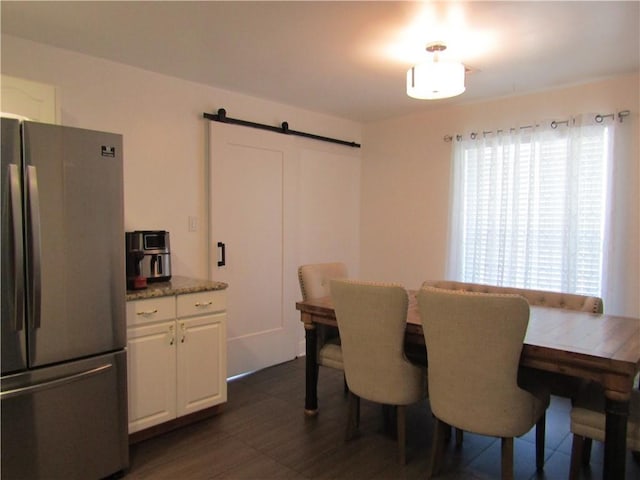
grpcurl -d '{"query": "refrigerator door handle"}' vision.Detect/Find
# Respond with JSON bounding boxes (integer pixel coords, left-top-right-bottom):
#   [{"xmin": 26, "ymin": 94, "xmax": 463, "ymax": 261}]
[
  {"xmin": 8, "ymin": 164, "xmax": 25, "ymax": 332},
  {"xmin": 0, "ymin": 363, "xmax": 112, "ymax": 399},
  {"xmin": 26, "ymin": 165, "xmax": 42, "ymax": 329}
]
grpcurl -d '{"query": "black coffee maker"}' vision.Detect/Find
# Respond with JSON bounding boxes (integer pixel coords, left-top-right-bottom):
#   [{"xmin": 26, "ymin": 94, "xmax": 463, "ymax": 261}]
[
  {"xmin": 126, "ymin": 249, "xmax": 147, "ymax": 290},
  {"xmin": 125, "ymin": 231, "xmax": 172, "ymax": 283}
]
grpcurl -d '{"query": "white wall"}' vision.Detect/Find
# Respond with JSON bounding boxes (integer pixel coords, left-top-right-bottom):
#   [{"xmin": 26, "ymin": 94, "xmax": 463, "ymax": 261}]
[
  {"xmin": 360, "ymin": 74, "xmax": 640, "ymax": 317},
  {"xmin": 4, "ymin": 34, "xmax": 637, "ymax": 317},
  {"xmin": 1, "ymin": 34, "xmax": 362, "ymax": 280},
  {"xmin": 297, "ymin": 140, "xmax": 361, "ymax": 274}
]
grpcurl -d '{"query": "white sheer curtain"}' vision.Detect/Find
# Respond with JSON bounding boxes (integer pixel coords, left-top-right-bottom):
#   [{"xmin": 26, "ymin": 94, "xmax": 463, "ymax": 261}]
[
  {"xmin": 600, "ymin": 114, "xmax": 636, "ymax": 316},
  {"xmin": 447, "ymin": 115, "xmax": 617, "ymax": 299}
]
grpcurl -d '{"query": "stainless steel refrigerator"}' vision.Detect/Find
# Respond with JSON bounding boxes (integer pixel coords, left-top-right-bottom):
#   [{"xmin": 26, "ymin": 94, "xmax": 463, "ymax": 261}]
[{"xmin": 1, "ymin": 118, "xmax": 129, "ymax": 479}]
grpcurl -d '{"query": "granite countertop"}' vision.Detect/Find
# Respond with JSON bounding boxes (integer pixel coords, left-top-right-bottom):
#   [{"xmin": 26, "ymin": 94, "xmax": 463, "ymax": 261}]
[{"xmin": 126, "ymin": 275, "xmax": 228, "ymax": 301}]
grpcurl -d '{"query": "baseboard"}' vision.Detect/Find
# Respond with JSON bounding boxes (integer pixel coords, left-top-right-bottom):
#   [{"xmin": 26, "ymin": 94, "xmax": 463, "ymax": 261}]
[{"xmin": 128, "ymin": 404, "xmax": 225, "ymax": 444}]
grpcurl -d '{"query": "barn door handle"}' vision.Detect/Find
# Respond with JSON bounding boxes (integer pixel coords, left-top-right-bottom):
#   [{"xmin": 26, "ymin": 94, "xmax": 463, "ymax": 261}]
[{"xmin": 217, "ymin": 242, "xmax": 226, "ymax": 267}]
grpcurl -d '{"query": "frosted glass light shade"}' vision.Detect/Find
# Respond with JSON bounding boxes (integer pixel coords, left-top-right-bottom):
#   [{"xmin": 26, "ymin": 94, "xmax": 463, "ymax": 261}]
[{"xmin": 406, "ymin": 61, "xmax": 466, "ymax": 100}]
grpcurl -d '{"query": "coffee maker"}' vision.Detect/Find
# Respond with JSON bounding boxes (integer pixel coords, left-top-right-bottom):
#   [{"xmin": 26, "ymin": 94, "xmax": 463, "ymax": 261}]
[
  {"xmin": 126, "ymin": 249, "xmax": 147, "ymax": 290},
  {"xmin": 125, "ymin": 230, "xmax": 172, "ymax": 284}
]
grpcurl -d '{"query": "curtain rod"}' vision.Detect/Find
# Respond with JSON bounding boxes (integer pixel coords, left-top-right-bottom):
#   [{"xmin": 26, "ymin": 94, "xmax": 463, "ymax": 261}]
[
  {"xmin": 203, "ymin": 108, "xmax": 361, "ymax": 148},
  {"xmin": 443, "ymin": 110, "xmax": 630, "ymax": 142}
]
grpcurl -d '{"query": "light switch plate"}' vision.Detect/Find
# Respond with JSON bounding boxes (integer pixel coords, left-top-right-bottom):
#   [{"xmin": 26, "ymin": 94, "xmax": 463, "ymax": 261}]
[{"xmin": 188, "ymin": 216, "xmax": 198, "ymax": 232}]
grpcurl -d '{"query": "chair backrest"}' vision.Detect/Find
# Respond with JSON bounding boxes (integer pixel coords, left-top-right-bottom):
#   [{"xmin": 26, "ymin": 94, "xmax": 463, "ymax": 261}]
[
  {"xmin": 298, "ymin": 262, "xmax": 348, "ymax": 300},
  {"xmin": 331, "ymin": 279, "xmax": 423, "ymax": 406},
  {"xmin": 417, "ymin": 286, "xmax": 540, "ymax": 437},
  {"xmin": 422, "ymin": 280, "xmax": 603, "ymax": 314}
]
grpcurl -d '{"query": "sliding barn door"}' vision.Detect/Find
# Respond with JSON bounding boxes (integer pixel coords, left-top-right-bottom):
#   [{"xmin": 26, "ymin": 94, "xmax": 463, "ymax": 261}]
[{"xmin": 209, "ymin": 123, "xmax": 298, "ymax": 377}]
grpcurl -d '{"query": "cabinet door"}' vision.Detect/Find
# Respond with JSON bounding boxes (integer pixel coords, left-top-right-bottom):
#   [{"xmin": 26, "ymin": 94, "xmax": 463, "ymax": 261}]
[
  {"xmin": 1, "ymin": 75, "xmax": 59, "ymax": 123},
  {"xmin": 127, "ymin": 321, "xmax": 177, "ymax": 433},
  {"xmin": 176, "ymin": 313, "xmax": 227, "ymax": 416}
]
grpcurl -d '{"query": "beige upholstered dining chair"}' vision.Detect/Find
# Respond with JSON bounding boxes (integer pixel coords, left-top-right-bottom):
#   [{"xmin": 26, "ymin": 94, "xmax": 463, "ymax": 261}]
[
  {"xmin": 422, "ymin": 280, "xmax": 604, "ymax": 314},
  {"xmin": 423, "ymin": 281, "xmax": 604, "ymax": 401},
  {"xmin": 330, "ymin": 279, "xmax": 426, "ymax": 465},
  {"xmin": 417, "ymin": 286, "xmax": 550, "ymax": 479},
  {"xmin": 298, "ymin": 263, "xmax": 348, "ymax": 372},
  {"xmin": 569, "ymin": 385, "xmax": 640, "ymax": 479}
]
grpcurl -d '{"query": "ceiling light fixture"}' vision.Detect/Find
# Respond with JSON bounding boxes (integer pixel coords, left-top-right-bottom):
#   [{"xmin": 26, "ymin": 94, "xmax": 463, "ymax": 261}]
[{"xmin": 406, "ymin": 42, "xmax": 465, "ymax": 100}]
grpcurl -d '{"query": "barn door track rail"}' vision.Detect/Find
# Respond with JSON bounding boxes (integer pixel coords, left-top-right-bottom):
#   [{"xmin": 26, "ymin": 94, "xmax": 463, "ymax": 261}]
[{"xmin": 203, "ymin": 108, "xmax": 361, "ymax": 148}]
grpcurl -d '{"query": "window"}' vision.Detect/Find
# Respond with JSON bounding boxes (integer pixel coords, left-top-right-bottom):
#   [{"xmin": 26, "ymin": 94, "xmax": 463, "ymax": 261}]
[{"xmin": 447, "ymin": 119, "xmax": 612, "ymax": 296}]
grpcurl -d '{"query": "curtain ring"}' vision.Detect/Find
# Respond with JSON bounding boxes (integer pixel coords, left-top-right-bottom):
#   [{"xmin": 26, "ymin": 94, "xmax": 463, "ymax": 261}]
[
  {"xmin": 595, "ymin": 114, "xmax": 604, "ymax": 123},
  {"xmin": 470, "ymin": 132, "xmax": 477, "ymax": 139},
  {"xmin": 551, "ymin": 121, "xmax": 557, "ymax": 129},
  {"xmin": 456, "ymin": 134, "xmax": 463, "ymax": 141}
]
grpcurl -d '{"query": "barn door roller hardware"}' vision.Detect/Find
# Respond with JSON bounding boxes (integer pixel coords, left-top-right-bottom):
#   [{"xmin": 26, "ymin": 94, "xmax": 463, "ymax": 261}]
[{"xmin": 203, "ymin": 108, "xmax": 361, "ymax": 148}]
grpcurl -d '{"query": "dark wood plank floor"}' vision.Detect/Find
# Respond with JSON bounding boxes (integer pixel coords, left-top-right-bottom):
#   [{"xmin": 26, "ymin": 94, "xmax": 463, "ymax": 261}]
[{"xmin": 124, "ymin": 357, "xmax": 639, "ymax": 479}]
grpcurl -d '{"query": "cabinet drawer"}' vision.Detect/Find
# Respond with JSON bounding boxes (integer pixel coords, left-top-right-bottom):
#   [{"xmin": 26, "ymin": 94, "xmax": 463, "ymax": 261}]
[
  {"xmin": 177, "ymin": 291, "xmax": 226, "ymax": 318},
  {"xmin": 126, "ymin": 296, "xmax": 176, "ymax": 326}
]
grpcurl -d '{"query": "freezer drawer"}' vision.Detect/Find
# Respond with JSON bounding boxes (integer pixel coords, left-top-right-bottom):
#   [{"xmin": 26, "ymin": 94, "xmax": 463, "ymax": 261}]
[{"xmin": 1, "ymin": 351, "xmax": 129, "ymax": 479}]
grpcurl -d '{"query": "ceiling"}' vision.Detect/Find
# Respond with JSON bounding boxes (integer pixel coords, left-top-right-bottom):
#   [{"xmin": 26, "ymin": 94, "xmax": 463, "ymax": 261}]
[{"xmin": 2, "ymin": 1, "xmax": 638, "ymax": 123}]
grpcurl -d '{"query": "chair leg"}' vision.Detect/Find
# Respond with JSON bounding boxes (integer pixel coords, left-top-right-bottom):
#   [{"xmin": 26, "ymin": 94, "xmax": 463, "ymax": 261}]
[
  {"xmin": 396, "ymin": 405, "xmax": 406, "ymax": 465},
  {"xmin": 501, "ymin": 437, "xmax": 514, "ymax": 480},
  {"xmin": 382, "ymin": 404, "xmax": 396, "ymax": 436},
  {"xmin": 455, "ymin": 428, "xmax": 464, "ymax": 447},
  {"xmin": 426, "ymin": 418, "xmax": 447, "ymax": 479},
  {"xmin": 569, "ymin": 433, "xmax": 585, "ymax": 480},
  {"xmin": 346, "ymin": 391, "xmax": 360, "ymax": 441},
  {"xmin": 535, "ymin": 412, "xmax": 546, "ymax": 471},
  {"xmin": 582, "ymin": 437, "xmax": 592, "ymax": 465},
  {"xmin": 444, "ymin": 423, "xmax": 452, "ymax": 442}
]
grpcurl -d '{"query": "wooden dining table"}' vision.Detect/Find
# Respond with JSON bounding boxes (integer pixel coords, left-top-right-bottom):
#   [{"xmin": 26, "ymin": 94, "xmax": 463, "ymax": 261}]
[{"xmin": 296, "ymin": 292, "xmax": 640, "ymax": 480}]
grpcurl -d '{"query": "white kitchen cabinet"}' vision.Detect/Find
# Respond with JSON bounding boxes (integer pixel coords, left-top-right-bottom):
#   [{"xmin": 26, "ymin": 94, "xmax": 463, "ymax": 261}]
[
  {"xmin": 127, "ymin": 320, "xmax": 177, "ymax": 433},
  {"xmin": 126, "ymin": 289, "xmax": 227, "ymax": 435},
  {"xmin": 176, "ymin": 292, "xmax": 227, "ymax": 416}
]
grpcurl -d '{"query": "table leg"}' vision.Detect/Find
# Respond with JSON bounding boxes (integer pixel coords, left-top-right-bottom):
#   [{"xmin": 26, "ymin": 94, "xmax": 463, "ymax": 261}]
[
  {"xmin": 603, "ymin": 396, "xmax": 628, "ymax": 480},
  {"xmin": 304, "ymin": 322, "xmax": 319, "ymax": 416}
]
